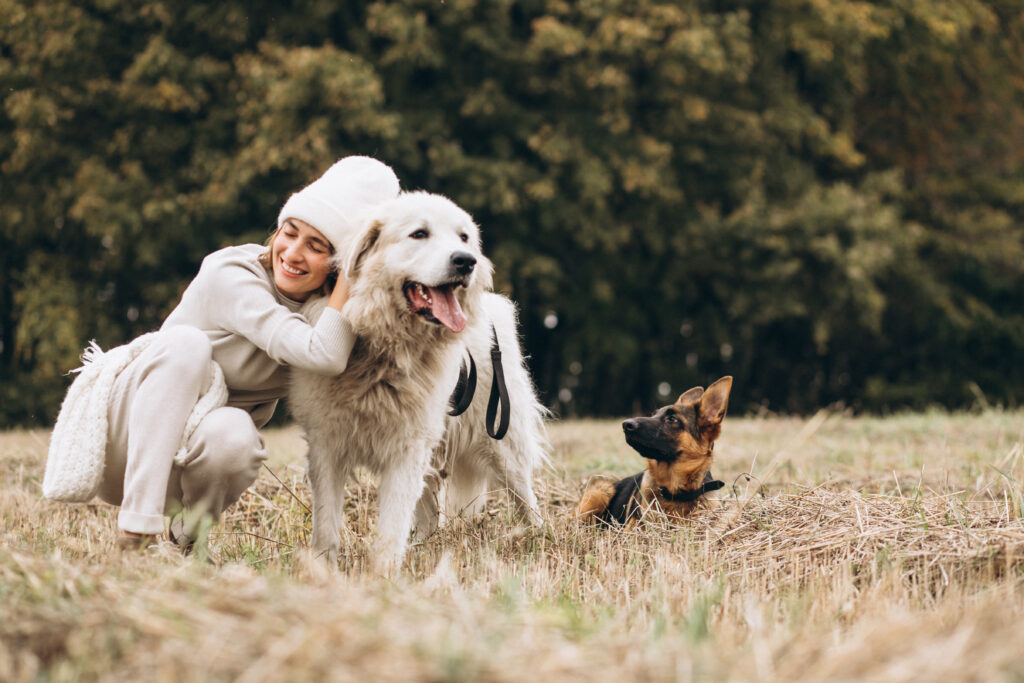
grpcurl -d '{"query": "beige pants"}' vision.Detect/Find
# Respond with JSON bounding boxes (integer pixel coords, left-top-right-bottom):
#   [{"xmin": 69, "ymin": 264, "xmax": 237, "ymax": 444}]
[{"xmin": 97, "ymin": 326, "xmax": 268, "ymax": 536}]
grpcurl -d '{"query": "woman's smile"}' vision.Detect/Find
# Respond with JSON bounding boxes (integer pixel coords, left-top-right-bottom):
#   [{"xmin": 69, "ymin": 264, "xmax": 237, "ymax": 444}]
[{"xmin": 279, "ymin": 259, "xmax": 308, "ymax": 277}]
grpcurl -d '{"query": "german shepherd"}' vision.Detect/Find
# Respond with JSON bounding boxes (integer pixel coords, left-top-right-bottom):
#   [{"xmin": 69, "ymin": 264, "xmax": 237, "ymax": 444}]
[{"xmin": 575, "ymin": 376, "xmax": 732, "ymax": 525}]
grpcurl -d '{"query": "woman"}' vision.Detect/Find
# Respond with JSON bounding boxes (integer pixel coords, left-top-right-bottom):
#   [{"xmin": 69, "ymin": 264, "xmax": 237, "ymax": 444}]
[{"xmin": 45, "ymin": 156, "xmax": 400, "ymax": 553}]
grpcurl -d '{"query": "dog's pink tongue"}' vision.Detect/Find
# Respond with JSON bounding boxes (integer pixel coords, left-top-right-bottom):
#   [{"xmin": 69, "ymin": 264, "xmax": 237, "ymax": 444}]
[{"xmin": 428, "ymin": 286, "xmax": 466, "ymax": 333}]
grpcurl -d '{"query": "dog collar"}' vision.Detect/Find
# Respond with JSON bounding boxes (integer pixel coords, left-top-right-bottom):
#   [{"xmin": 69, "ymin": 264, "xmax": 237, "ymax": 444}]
[{"xmin": 658, "ymin": 479, "xmax": 725, "ymax": 503}]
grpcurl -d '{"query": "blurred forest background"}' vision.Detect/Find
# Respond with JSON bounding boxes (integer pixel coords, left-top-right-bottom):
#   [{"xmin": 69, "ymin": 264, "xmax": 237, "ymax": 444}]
[{"xmin": 2, "ymin": 0, "xmax": 1023, "ymax": 426}]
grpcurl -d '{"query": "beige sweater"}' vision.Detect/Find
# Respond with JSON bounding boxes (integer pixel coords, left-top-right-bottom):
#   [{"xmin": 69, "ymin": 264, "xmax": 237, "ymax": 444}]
[{"xmin": 162, "ymin": 244, "xmax": 353, "ymax": 424}]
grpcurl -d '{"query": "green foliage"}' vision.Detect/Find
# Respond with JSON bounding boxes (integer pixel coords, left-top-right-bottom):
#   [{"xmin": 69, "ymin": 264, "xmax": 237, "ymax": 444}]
[{"xmin": 2, "ymin": 0, "xmax": 1023, "ymax": 425}]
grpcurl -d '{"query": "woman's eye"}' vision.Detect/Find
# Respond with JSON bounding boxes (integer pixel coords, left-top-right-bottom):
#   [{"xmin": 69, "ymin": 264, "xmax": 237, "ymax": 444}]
[
  {"xmin": 410, "ymin": 229, "xmax": 429, "ymax": 239},
  {"xmin": 459, "ymin": 233, "xmax": 469, "ymax": 243}
]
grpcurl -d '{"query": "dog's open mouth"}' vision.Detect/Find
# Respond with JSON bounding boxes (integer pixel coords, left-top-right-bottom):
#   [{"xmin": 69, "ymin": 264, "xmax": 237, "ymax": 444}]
[{"xmin": 404, "ymin": 281, "xmax": 467, "ymax": 333}]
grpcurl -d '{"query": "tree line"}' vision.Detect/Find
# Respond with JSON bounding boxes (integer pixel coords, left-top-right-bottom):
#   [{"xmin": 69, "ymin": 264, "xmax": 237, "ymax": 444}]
[{"xmin": 2, "ymin": 0, "xmax": 1023, "ymax": 426}]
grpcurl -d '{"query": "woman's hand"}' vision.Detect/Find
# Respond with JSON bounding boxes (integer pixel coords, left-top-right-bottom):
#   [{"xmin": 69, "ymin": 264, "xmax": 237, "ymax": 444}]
[{"xmin": 326, "ymin": 271, "xmax": 349, "ymax": 312}]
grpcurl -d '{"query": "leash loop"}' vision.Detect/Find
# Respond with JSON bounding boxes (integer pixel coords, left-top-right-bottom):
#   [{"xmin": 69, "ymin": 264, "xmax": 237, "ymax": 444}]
[
  {"xmin": 485, "ymin": 323, "xmax": 510, "ymax": 440},
  {"xmin": 448, "ymin": 353, "xmax": 477, "ymax": 416}
]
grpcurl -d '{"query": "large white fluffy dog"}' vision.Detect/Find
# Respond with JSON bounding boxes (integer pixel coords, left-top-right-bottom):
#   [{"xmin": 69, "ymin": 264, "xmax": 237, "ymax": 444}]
[{"xmin": 290, "ymin": 192, "xmax": 547, "ymax": 573}]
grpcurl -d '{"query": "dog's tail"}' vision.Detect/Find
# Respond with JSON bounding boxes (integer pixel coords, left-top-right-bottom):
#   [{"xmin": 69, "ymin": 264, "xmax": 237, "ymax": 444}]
[{"xmin": 574, "ymin": 477, "xmax": 617, "ymax": 521}]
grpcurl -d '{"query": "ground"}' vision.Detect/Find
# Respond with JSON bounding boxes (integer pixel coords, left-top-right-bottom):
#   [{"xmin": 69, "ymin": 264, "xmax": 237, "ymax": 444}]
[{"xmin": 2, "ymin": 411, "xmax": 1024, "ymax": 681}]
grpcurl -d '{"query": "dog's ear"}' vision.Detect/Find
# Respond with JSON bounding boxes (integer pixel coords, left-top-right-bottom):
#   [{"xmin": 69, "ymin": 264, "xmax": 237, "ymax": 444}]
[
  {"xmin": 698, "ymin": 376, "xmax": 732, "ymax": 431},
  {"xmin": 677, "ymin": 386, "xmax": 704, "ymax": 405},
  {"xmin": 346, "ymin": 220, "xmax": 383, "ymax": 280}
]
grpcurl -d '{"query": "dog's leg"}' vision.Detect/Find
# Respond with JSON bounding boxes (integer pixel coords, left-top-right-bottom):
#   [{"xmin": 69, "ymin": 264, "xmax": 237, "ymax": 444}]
[
  {"xmin": 308, "ymin": 443, "xmax": 348, "ymax": 567},
  {"xmin": 373, "ymin": 447, "xmax": 430, "ymax": 575},
  {"xmin": 412, "ymin": 466, "xmax": 442, "ymax": 541},
  {"xmin": 442, "ymin": 456, "xmax": 488, "ymax": 521},
  {"xmin": 575, "ymin": 478, "xmax": 616, "ymax": 521},
  {"xmin": 489, "ymin": 450, "xmax": 543, "ymax": 528}
]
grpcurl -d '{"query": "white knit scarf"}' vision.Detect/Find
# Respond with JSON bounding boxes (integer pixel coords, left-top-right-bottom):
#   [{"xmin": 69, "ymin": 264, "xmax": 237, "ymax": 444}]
[{"xmin": 43, "ymin": 332, "xmax": 228, "ymax": 502}]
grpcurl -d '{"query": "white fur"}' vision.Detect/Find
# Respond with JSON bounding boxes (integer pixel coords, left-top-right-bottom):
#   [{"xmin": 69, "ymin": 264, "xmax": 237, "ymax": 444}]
[{"xmin": 290, "ymin": 192, "xmax": 547, "ymax": 574}]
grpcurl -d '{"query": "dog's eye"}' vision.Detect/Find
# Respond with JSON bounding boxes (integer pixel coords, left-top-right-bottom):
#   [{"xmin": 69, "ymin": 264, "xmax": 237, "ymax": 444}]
[
  {"xmin": 665, "ymin": 414, "xmax": 680, "ymax": 426},
  {"xmin": 410, "ymin": 229, "xmax": 430, "ymax": 239},
  {"xmin": 459, "ymin": 233, "xmax": 469, "ymax": 243}
]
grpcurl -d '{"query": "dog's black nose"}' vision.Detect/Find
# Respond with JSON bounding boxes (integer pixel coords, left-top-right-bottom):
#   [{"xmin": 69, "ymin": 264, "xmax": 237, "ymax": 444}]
[
  {"xmin": 622, "ymin": 419, "xmax": 638, "ymax": 433},
  {"xmin": 451, "ymin": 251, "xmax": 476, "ymax": 276}
]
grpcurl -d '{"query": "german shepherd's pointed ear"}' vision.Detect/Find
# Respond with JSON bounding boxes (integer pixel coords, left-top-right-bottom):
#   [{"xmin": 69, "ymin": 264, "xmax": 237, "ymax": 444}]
[
  {"xmin": 346, "ymin": 220, "xmax": 383, "ymax": 280},
  {"xmin": 698, "ymin": 376, "xmax": 733, "ymax": 431},
  {"xmin": 677, "ymin": 386, "xmax": 704, "ymax": 405}
]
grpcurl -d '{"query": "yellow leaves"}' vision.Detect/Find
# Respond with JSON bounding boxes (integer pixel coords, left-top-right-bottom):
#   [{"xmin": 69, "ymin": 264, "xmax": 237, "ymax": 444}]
[
  {"xmin": 593, "ymin": 15, "xmax": 654, "ymax": 51},
  {"xmin": 120, "ymin": 36, "xmax": 221, "ymax": 113},
  {"xmin": 575, "ymin": 157, "xmax": 614, "ymax": 207},
  {"xmin": 527, "ymin": 125, "xmax": 573, "ymax": 164},
  {"xmin": 2, "ymin": 89, "xmax": 67, "ymax": 172},
  {"xmin": 13, "ymin": 253, "xmax": 87, "ymax": 379},
  {"xmin": 584, "ymin": 65, "xmax": 629, "ymax": 89},
  {"xmin": 905, "ymin": 0, "xmax": 998, "ymax": 44},
  {"xmin": 67, "ymin": 159, "xmax": 150, "ymax": 246},
  {"xmin": 232, "ymin": 42, "xmax": 395, "ymax": 180},
  {"xmin": 618, "ymin": 162, "xmax": 657, "ymax": 194},
  {"xmin": 803, "ymin": 119, "xmax": 866, "ymax": 170},
  {"xmin": 143, "ymin": 79, "xmax": 200, "ymax": 113},
  {"xmin": 459, "ymin": 79, "xmax": 510, "ymax": 119},
  {"xmin": 820, "ymin": 132, "xmax": 866, "ymax": 170},
  {"xmin": 528, "ymin": 16, "xmax": 586, "ymax": 57},
  {"xmin": 4, "ymin": 89, "xmax": 59, "ymax": 126},
  {"xmin": 616, "ymin": 135, "xmax": 675, "ymax": 197},
  {"xmin": 525, "ymin": 179, "xmax": 557, "ymax": 201},
  {"xmin": 366, "ymin": 4, "xmax": 443, "ymax": 68},
  {"xmin": 666, "ymin": 25, "xmax": 730, "ymax": 74},
  {"xmin": 682, "ymin": 97, "xmax": 710, "ymax": 122},
  {"xmin": 237, "ymin": 43, "xmax": 387, "ymax": 116}
]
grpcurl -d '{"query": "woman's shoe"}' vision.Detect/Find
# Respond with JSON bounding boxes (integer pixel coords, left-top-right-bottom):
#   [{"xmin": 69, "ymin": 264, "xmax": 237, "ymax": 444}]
[{"xmin": 117, "ymin": 532, "xmax": 159, "ymax": 551}]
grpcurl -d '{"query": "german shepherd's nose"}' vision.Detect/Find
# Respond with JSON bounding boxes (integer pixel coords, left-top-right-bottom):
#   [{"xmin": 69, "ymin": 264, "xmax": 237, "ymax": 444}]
[
  {"xmin": 451, "ymin": 251, "xmax": 476, "ymax": 276},
  {"xmin": 622, "ymin": 419, "xmax": 638, "ymax": 433}
]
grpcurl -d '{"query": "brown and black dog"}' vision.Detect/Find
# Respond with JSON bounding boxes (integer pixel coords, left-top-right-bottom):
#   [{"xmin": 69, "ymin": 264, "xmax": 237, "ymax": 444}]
[{"xmin": 575, "ymin": 376, "xmax": 733, "ymax": 525}]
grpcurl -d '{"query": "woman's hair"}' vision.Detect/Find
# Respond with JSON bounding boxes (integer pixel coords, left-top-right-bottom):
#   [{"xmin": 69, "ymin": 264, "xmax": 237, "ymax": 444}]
[{"xmin": 257, "ymin": 224, "xmax": 337, "ymax": 297}]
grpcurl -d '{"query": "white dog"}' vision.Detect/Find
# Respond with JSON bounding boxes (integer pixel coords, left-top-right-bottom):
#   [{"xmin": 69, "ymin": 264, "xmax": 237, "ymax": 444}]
[{"xmin": 290, "ymin": 192, "xmax": 546, "ymax": 573}]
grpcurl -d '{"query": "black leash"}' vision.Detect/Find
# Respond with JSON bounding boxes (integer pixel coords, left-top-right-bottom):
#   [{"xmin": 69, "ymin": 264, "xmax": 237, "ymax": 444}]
[
  {"xmin": 658, "ymin": 479, "xmax": 725, "ymax": 503},
  {"xmin": 448, "ymin": 353, "xmax": 476, "ymax": 416},
  {"xmin": 445, "ymin": 323, "xmax": 510, "ymax": 440},
  {"xmin": 485, "ymin": 323, "xmax": 510, "ymax": 440}
]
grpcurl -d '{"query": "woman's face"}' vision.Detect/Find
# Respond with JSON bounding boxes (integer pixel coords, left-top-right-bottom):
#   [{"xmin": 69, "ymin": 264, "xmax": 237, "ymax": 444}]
[{"xmin": 270, "ymin": 218, "xmax": 333, "ymax": 301}]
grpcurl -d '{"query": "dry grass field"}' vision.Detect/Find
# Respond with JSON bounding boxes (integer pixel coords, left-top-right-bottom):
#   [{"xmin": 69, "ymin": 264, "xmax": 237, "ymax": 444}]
[{"xmin": 3, "ymin": 410, "xmax": 1024, "ymax": 681}]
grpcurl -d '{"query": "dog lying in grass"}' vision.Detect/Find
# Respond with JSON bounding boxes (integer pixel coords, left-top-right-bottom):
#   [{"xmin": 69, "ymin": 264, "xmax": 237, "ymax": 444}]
[{"xmin": 575, "ymin": 376, "xmax": 732, "ymax": 525}]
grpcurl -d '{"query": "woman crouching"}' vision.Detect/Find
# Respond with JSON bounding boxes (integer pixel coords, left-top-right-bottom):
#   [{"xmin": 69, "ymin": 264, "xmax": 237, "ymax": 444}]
[{"xmin": 44, "ymin": 156, "xmax": 400, "ymax": 555}]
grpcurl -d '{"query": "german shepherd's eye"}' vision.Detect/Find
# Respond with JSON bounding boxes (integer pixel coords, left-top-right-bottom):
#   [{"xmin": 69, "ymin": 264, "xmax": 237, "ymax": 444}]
[
  {"xmin": 664, "ymin": 414, "xmax": 680, "ymax": 426},
  {"xmin": 410, "ymin": 228, "xmax": 430, "ymax": 239}
]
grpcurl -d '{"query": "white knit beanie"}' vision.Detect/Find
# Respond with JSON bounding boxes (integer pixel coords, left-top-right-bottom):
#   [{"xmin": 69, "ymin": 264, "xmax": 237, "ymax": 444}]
[{"xmin": 277, "ymin": 156, "xmax": 400, "ymax": 255}]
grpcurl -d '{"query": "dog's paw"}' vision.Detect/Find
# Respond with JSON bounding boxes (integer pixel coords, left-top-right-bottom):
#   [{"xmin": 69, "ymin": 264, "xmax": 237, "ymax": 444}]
[
  {"xmin": 371, "ymin": 538, "xmax": 406, "ymax": 577},
  {"xmin": 310, "ymin": 542, "xmax": 340, "ymax": 569},
  {"xmin": 525, "ymin": 507, "xmax": 545, "ymax": 528},
  {"xmin": 372, "ymin": 554, "xmax": 402, "ymax": 577},
  {"xmin": 294, "ymin": 547, "xmax": 335, "ymax": 584}
]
